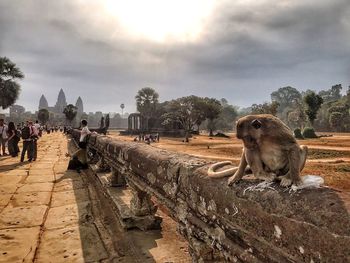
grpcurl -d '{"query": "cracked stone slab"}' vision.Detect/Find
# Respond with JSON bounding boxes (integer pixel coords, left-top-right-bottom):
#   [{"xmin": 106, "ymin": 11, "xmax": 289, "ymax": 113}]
[
  {"xmin": 28, "ymin": 169, "xmax": 55, "ymax": 177},
  {"xmin": 0, "ymin": 194, "xmax": 12, "ymax": 206},
  {"xmin": 55, "ymin": 171, "xmax": 82, "ymax": 182},
  {"xmin": 0, "ymin": 184, "xmax": 19, "ymax": 195},
  {"xmin": 54, "ymin": 164, "xmax": 69, "ymax": 174},
  {"xmin": 17, "ymin": 182, "xmax": 53, "ymax": 193},
  {"xmin": 0, "ymin": 227, "xmax": 40, "ymax": 263},
  {"xmin": 1, "ymin": 170, "xmax": 27, "ymax": 177},
  {"xmin": 45, "ymin": 201, "xmax": 92, "ymax": 229},
  {"xmin": 10, "ymin": 192, "xmax": 51, "ymax": 207},
  {"xmin": 35, "ymin": 224, "xmax": 108, "ymax": 263},
  {"xmin": 30, "ymin": 164, "xmax": 54, "ymax": 170},
  {"xmin": 51, "ymin": 189, "xmax": 90, "ymax": 208},
  {"xmin": 0, "ymin": 175, "xmax": 24, "ymax": 185},
  {"xmin": 53, "ymin": 179, "xmax": 85, "ymax": 192},
  {"xmin": 25, "ymin": 175, "xmax": 55, "ymax": 183},
  {"xmin": 0, "ymin": 205, "xmax": 47, "ymax": 229}
]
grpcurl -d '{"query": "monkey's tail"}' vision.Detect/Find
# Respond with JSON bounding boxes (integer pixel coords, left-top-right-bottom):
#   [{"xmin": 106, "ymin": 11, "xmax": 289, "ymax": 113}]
[{"xmin": 207, "ymin": 161, "xmax": 238, "ymax": 178}]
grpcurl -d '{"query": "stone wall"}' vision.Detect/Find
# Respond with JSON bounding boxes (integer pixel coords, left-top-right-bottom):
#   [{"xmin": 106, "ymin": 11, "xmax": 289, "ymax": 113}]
[{"xmin": 71, "ymin": 130, "xmax": 350, "ymax": 262}]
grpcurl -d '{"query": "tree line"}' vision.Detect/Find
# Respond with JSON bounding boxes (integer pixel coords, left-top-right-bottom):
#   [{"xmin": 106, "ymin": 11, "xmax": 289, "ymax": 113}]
[{"xmin": 2, "ymin": 57, "xmax": 349, "ymax": 135}]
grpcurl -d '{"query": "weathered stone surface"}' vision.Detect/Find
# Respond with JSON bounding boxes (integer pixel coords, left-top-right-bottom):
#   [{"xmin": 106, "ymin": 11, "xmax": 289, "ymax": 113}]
[
  {"xmin": 71, "ymin": 130, "xmax": 350, "ymax": 262},
  {"xmin": 2, "ymin": 170, "xmax": 28, "ymax": 176},
  {"xmin": 28, "ymin": 169, "xmax": 55, "ymax": 176},
  {"xmin": 45, "ymin": 202, "xmax": 92, "ymax": 229},
  {"xmin": 25, "ymin": 175, "xmax": 55, "ymax": 183},
  {"xmin": 51, "ymin": 189, "xmax": 90, "ymax": 207},
  {"xmin": 35, "ymin": 225, "xmax": 108, "ymax": 263},
  {"xmin": 55, "ymin": 170, "xmax": 82, "ymax": 182},
  {"xmin": 17, "ymin": 182, "xmax": 53, "ymax": 193},
  {"xmin": 0, "ymin": 174, "xmax": 24, "ymax": 185},
  {"xmin": 30, "ymin": 163, "xmax": 54, "ymax": 170},
  {"xmin": 53, "ymin": 178, "xmax": 85, "ymax": 192},
  {"xmin": 0, "ymin": 184, "xmax": 19, "ymax": 194},
  {"xmin": 0, "ymin": 227, "xmax": 40, "ymax": 263},
  {"xmin": 0, "ymin": 194, "xmax": 12, "ymax": 206},
  {"xmin": 10, "ymin": 192, "xmax": 51, "ymax": 207},
  {"xmin": 0, "ymin": 205, "xmax": 47, "ymax": 229}
]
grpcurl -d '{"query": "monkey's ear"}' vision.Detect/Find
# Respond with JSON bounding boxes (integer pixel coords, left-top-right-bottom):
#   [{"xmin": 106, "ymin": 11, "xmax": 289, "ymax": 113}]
[{"xmin": 251, "ymin": 119, "xmax": 262, "ymax": 129}]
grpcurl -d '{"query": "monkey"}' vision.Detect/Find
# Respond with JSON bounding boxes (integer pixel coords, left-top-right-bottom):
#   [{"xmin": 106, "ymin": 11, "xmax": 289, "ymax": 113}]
[{"xmin": 207, "ymin": 114, "xmax": 308, "ymax": 187}]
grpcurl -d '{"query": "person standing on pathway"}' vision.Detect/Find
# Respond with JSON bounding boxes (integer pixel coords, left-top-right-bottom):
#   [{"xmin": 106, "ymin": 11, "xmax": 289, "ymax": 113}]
[
  {"xmin": 0, "ymin": 118, "xmax": 8, "ymax": 156},
  {"xmin": 7, "ymin": 121, "xmax": 20, "ymax": 157},
  {"xmin": 29, "ymin": 121, "xmax": 39, "ymax": 161},
  {"xmin": 20, "ymin": 121, "xmax": 38, "ymax": 162}
]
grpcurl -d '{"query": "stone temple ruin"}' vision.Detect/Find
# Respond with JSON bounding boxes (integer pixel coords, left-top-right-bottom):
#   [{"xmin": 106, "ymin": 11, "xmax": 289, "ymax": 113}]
[
  {"xmin": 122, "ymin": 113, "xmax": 185, "ymax": 137},
  {"xmin": 70, "ymin": 129, "xmax": 350, "ymax": 262}
]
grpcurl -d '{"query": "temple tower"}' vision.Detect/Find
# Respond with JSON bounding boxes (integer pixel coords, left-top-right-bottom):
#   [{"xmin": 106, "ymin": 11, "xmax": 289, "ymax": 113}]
[
  {"xmin": 39, "ymin": 95, "xmax": 49, "ymax": 110},
  {"xmin": 75, "ymin": 96, "xmax": 84, "ymax": 114},
  {"xmin": 54, "ymin": 89, "xmax": 67, "ymax": 113}
]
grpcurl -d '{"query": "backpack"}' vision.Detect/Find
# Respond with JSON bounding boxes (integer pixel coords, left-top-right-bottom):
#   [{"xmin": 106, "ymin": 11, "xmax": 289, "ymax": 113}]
[{"xmin": 21, "ymin": 127, "xmax": 30, "ymax": 140}]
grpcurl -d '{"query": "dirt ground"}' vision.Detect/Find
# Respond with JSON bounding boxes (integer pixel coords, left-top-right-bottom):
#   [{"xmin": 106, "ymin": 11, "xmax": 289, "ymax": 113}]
[{"xmin": 109, "ymin": 131, "xmax": 350, "ymax": 191}]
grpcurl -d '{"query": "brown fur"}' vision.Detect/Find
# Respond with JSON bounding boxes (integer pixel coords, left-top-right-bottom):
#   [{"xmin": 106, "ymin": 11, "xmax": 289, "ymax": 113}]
[{"xmin": 208, "ymin": 114, "xmax": 308, "ymax": 187}]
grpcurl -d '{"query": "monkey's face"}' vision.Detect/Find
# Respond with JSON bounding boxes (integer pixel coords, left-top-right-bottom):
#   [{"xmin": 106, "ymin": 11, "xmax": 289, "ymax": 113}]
[{"xmin": 236, "ymin": 116, "xmax": 263, "ymax": 148}]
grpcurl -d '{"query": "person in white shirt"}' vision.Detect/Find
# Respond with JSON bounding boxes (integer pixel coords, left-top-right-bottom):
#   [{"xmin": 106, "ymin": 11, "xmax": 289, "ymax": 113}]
[
  {"xmin": 0, "ymin": 118, "xmax": 8, "ymax": 156},
  {"xmin": 79, "ymin": 119, "xmax": 91, "ymax": 148},
  {"xmin": 34, "ymin": 120, "xmax": 40, "ymax": 130}
]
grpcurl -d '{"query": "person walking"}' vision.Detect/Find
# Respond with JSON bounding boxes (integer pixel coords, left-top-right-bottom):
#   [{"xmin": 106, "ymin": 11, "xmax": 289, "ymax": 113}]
[
  {"xmin": 21, "ymin": 121, "xmax": 36, "ymax": 162},
  {"xmin": 7, "ymin": 122, "xmax": 20, "ymax": 157},
  {"xmin": 20, "ymin": 121, "xmax": 33, "ymax": 162},
  {"xmin": 28, "ymin": 121, "xmax": 39, "ymax": 161},
  {"xmin": 0, "ymin": 118, "xmax": 8, "ymax": 156}
]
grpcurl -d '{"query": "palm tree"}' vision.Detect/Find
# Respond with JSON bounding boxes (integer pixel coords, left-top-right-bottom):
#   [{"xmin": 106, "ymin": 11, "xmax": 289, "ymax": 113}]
[
  {"xmin": 135, "ymin": 87, "xmax": 159, "ymax": 130},
  {"xmin": 63, "ymin": 104, "xmax": 78, "ymax": 126},
  {"xmin": 0, "ymin": 57, "xmax": 24, "ymax": 109},
  {"xmin": 120, "ymin": 103, "xmax": 125, "ymax": 116}
]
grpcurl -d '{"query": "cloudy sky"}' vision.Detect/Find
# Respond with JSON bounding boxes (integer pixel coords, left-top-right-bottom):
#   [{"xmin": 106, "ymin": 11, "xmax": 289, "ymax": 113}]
[{"xmin": 1, "ymin": 0, "xmax": 349, "ymax": 113}]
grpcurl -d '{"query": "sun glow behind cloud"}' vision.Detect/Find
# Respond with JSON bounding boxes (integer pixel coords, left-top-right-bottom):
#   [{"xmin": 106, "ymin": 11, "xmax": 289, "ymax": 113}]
[{"xmin": 103, "ymin": 0, "xmax": 214, "ymax": 42}]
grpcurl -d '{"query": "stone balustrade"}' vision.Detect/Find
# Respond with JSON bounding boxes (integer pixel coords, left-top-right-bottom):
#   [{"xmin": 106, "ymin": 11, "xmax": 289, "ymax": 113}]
[{"xmin": 70, "ymin": 130, "xmax": 350, "ymax": 262}]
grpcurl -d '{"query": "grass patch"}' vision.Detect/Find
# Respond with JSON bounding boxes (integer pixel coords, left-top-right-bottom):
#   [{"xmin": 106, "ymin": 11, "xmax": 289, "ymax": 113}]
[
  {"xmin": 336, "ymin": 165, "xmax": 350, "ymax": 173},
  {"xmin": 307, "ymin": 149, "xmax": 350, "ymax": 159}
]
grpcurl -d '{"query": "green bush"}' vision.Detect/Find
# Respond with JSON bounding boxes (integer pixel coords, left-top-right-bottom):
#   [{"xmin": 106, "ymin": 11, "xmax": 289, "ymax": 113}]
[
  {"xmin": 302, "ymin": 127, "xmax": 318, "ymax": 138},
  {"xmin": 294, "ymin": 128, "xmax": 304, "ymax": 139}
]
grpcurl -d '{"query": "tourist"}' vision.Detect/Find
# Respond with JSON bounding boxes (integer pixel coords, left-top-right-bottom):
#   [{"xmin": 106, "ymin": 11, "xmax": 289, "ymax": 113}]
[
  {"xmin": 66, "ymin": 119, "xmax": 91, "ymax": 173},
  {"xmin": 0, "ymin": 119, "xmax": 8, "ymax": 156},
  {"xmin": 79, "ymin": 119, "xmax": 91, "ymax": 148},
  {"xmin": 34, "ymin": 120, "xmax": 43, "ymax": 137},
  {"xmin": 20, "ymin": 121, "xmax": 33, "ymax": 162},
  {"xmin": 30, "ymin": 121, "xmax": 39, "ymax": 161},
  {"xmin": 7, "ymin": 122, "xmax": 20, "ymax": 157}
]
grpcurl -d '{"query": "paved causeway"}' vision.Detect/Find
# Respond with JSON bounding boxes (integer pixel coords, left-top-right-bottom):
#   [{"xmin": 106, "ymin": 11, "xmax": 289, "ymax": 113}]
[{"xmin": 0, "ymin": 133, "xmax": 108, "ymax": 263}]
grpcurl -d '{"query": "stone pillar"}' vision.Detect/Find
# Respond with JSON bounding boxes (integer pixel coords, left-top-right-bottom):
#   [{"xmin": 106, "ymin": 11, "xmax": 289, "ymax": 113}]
[
  {"xmin": 128, "ymin": 180, "xmax": 157, "ymax": 216},
  {"xmin": 110, "ymin": 167, "xmax": 126, "ymax": 187},
  {"xmin": 96, "ymin": 156, "xmax": 110, "ymax": 172}
]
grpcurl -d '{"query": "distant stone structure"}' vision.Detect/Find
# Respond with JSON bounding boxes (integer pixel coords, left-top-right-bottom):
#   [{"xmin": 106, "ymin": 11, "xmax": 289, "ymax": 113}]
[
  {"xmin": 75, "ymin": 96, "xmax": 84, "ymax": 114},
  {"xmin": 54, "ymin": 88, "xmax": 67, "ymax": 113},
  {"xmin": 123, "ymin": 113, "xmax": 184, "ymax": 137},
  {"xmin": 38, "ymin": 89, "xmax": 83, "ymax": 115},
  {"xmin": 39, "ymin": 95, "xmax": 49, "ymax": 110}
]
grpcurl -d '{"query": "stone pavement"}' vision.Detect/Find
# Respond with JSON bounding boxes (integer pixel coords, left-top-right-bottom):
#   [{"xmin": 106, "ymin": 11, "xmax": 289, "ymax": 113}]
[{"xmin": 0, "ymin": 133, "xmax": 108, "ymax": 263}]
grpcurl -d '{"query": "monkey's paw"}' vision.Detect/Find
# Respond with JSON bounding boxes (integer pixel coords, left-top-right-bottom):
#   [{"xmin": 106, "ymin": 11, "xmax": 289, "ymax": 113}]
[
  {"xmin": 227, "ymin": 174, "xmax": 241, "ymax": 186},
  {"xmin": 280, "ymin": 176, "xmax": 293, "ymax": 187}
]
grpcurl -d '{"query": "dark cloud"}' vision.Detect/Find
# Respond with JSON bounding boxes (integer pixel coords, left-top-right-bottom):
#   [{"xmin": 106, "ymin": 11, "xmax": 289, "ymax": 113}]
[{"xmin": 0, "ymin": 0, "xmax": 349, "ymax": 113}]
